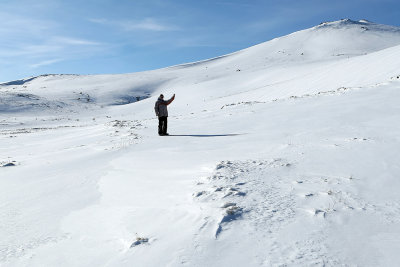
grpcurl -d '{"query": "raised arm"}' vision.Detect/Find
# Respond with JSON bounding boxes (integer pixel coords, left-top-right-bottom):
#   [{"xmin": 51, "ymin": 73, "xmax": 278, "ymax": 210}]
[
  {"xmin": 166, "ymin": 94, "xmax": 175, "ymax": 105},
  {"xmin": 159, "ymin": 94, "xmax": 175, "ymax": 105}
]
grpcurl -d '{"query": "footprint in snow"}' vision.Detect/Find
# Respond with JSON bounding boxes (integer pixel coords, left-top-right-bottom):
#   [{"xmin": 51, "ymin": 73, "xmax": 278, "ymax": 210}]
[
  {"xmin": 222, "ymin": 188, "xmax": 246, "ymax": 198},
  {"xmin": 305, "ymin": 208, "xmax": 326, "ymax": 218},
  {"xmin": 130, "ymin": 237, "xmax": 149, "ymax": 248},
  {"xmin": 1, "ymin": 162, "xmax": 17, "ymax": 167},
  {"xmin": 347, "ymin": 137, "xmax": 372, "ymax": 142},
  {"xmin": 221, "ymin": 202, "xmax": 236, "ymax": 208},
  {"xmin": 193, "ymin": 191, "xmax": 207, "ymax": 197}
]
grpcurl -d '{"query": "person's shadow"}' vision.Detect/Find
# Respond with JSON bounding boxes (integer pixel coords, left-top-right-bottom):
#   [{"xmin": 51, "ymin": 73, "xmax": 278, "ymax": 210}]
[{"xmin": 168, "ymin": 134, "xmax": 243, "ymax": 137}]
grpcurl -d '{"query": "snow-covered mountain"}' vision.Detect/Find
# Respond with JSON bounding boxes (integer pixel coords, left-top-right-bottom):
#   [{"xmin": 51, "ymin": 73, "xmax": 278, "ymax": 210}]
[
  {"xmin": 1, "ymin": 19, "xmax": 400, "ymax": 266},
  {"xmin": 2, "ymin": 19, "xmax": 400, "ymax": 112}
]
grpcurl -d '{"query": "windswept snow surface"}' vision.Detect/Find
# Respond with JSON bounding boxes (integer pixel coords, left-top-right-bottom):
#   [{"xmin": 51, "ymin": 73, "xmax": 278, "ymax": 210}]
[{"xmin": 1, "ymin": 19, "xmax": 400, "ymax": 266}]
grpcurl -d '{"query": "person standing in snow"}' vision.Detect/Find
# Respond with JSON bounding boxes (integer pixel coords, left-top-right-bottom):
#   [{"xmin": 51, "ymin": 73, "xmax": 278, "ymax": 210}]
[{"xmin": 154, "ymin": 93, "xmax": 175, "ymax": 136}]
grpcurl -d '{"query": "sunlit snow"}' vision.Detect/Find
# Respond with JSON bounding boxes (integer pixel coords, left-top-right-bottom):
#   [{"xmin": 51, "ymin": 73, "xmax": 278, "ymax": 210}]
[{"xmin": 1, "ymin": 19, "xmax": 400, "ymax": 266}]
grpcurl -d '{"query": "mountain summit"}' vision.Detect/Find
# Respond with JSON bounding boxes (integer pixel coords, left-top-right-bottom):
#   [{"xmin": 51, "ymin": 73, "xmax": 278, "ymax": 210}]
[{"xmin": 1, "ymin": 19, "xmax": 400, "ymax": 111}]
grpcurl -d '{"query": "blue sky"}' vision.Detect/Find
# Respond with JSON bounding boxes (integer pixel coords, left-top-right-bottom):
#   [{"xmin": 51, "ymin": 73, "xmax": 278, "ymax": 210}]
[{"xmin": 0, "ymin": 0, "xmax": 399, "ymax": 82}]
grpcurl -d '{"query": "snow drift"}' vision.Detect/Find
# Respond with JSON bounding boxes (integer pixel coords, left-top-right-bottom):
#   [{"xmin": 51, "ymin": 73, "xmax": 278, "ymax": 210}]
[{"xmin": 1, "ymin": 19, "xmax": 400, "ymax": 266}]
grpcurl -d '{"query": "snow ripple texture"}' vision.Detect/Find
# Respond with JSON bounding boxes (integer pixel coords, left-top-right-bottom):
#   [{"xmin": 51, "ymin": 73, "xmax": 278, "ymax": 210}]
[
  {"xmin": 193, "ymin": 159, "xmax": 382, "ymax": 266},
  {"xmin": 195, "ymin": 160, "xmax": 294, "ymax": 233}
]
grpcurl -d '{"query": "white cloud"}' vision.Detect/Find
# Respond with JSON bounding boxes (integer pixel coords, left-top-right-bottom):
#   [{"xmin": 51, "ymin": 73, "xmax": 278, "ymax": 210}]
[
  {"xmin": 52, "ymin": 37, "xmax": 102, "ymax": 46},
  {"xmin": 87, "ymin": 18, "xmax": 108, "ymax": 24},
  {"xmin": 30, "ymin": 58, "xmax": 63, "ymax": 68},
  {"xmin": 89, "ymin": 17, "xmax": 179, "ymax": 32},
  {"xmin": 0, "ymin": 44, "xmax": 62, "ymax": 58},
  {"xmin": 0, "ymin": 11, "xmax": 106, "ymax": 62},
  {"xmin": 0, "ymin": 11, "xmax": 55, "ymax": 43},
  {"xmin": 121, "ymin": 18, "xmax": 178, "ymax": 31}
]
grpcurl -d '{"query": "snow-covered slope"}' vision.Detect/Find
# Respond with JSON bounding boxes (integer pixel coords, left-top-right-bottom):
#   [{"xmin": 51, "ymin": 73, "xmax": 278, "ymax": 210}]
[
  {"xmin": 1, "ymin": 19, "xmax": 400, "ymax": 266},
  {"xmin": 2, "ymin": 19, "xmax": 400, "ymax": 112}
]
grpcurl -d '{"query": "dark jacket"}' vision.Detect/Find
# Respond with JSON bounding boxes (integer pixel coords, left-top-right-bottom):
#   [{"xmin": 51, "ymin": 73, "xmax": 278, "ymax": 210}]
[{"xmin": 154, "ymin": 96, "xmax": 174, "ymax": 117}]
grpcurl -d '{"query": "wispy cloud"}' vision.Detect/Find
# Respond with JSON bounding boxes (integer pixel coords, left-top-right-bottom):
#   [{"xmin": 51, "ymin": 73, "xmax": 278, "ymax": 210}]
[
  {"xmin": 89, "ymin": 17, "xmax": 179, "ymax": 32},
  {"xmin": 241, "ymin": 2, "xmax": 331, "ymax": 36},
  {"xmin": 87, "ymin": 16, "xmax": 220, "ymax": 49},
  {"xmin": 30, "ymin": 58, "xmax": 63, "ymax": 68},
  {"xmin": 0, "ymin": 12, "xmax": 53, "ymax": 36},
  {"xmin": 52, "ymin": 37, "xmax": 102, "ymax": 46},
  {"xmin": 0, "ymin": 11, "xmax": 106, "ymax": 58},
  {"xmin": 216, "ymin": 1, "xmax": 255, "ymax": 8},
  {"xmin": 0, "ymin": 9, "xmax": 110, "ymax": 81},
  {"xmin": 121, "ymin": 18, "xmax": 178, "ymax": 31},
  {"xmin": 0, "ymin": 37, "xmax": 105, "ymax": 59}
]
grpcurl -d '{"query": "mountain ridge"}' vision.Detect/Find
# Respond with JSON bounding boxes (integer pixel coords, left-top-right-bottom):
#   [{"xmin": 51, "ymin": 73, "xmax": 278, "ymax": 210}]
[
  {"xmin": 2, "ymin": 19, "xmax": 400, "ymax": 85},
  {"xmin": 1, "ymin": 18, "xmax": 400, "ymax": 113}
]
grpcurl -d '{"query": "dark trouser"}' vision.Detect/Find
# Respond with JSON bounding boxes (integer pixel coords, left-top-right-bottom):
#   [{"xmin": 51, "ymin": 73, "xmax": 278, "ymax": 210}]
[{"xmin": 158, "ymin": 116, "xmax": 168, "ymax": 135}]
